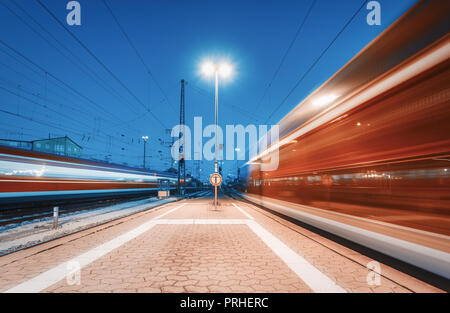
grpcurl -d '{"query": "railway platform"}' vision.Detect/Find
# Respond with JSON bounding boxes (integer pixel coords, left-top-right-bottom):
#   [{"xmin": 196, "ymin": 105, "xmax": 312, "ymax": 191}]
[{"xmin": 0, "ymin": 195, "xmax": 444, "ymax": 293}]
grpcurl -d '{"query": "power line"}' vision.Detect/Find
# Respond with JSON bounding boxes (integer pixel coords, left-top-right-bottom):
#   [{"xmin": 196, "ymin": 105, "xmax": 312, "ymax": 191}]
[
  {"xmin": 34, "ymin": 0, "xmax": 168, "ymax": 129},
  {"xmin": 0, "ymin": 49, "xmax": 143, "ymax": 137},
  {"xmin": 0, "ymin": 60, "xmax": 104, "ymax": 120},
  {"xmin": 0, "ymin": 106, "xmax": 144, "ymax": 161},
  {"xmin": 7, "ymin": 0, "xmax": 146, "ymax": 119},
  {"xmin": 0, "ymin": 40, "xmax": 155, "ymax": 145},
  {"xmin": 2, "ymin": 0, "xmax": 144, "ymax": 134},
  {"xmin": 101, "ymin": 0, "xmax": 177, "ymax": 115},
  {"xmin": 0, "ymin": 84, "xmax": 141, "ymax": 152},
  {"xmin": 254, "ymin": 0, "xmax": 317, "ymax": 112},
  {"xmin": 188, "ymin": 83, "xmax": 264, "ymax": 123},
  {"xmin": 0, "ymin": 39, "xmax": 139, "ymax": 130},
  {"xmin": 264, "ymin": 0, "xmax": 367, "ymax": 124}
]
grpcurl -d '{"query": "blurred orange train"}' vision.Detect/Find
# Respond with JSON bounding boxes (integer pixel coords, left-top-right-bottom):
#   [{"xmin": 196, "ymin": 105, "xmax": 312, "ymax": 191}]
[{"xmin": 243, "ymin": 0, "xmax": 450, "ymax": 278}]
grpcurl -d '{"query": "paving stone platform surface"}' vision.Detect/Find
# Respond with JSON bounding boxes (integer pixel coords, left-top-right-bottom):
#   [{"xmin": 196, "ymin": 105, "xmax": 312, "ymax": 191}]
[{"xmin": 0, "ymin": 195, "xmax": 443, "ymax": 293}]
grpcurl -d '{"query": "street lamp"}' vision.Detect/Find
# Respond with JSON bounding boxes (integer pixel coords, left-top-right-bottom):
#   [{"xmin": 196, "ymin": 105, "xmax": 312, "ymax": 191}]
[
  {"xmin": 201, "ymin": 60, "xmax": 233, "ymax": 209},
  {"xmin": 142, "ymin": 136, "xmax": 149, "ymax": 169}
]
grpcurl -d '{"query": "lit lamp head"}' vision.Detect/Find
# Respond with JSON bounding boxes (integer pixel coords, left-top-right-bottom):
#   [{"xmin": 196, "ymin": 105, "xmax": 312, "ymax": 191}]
[
  {"xmin": 201, "ymin": 61, "xmax": 215, "ymax": 77},
  {"xmin": 142, "ymin": 136, "xmax": 149, "ymax": 142},
  {"xmin": 219, "ymin": 62, "xmax": 232, "ymax": 78},
  {"xmin": 201, "ymin": 60, "xmax": 233, "ymax": 78}
]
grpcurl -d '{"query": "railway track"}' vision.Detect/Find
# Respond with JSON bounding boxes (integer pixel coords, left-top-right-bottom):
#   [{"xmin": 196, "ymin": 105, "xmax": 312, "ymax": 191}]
[{"xmin": 0, "ymin": 190, "xmax": 208, "ymax": 228}]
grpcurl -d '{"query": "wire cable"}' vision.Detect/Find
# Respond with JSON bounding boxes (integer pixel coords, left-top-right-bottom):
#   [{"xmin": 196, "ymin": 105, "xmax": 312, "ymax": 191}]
[
  {"xmin": 254, "ymin": 0, "xmax": 317, "ymax": 112},
  {"xmin": 264, "ymin": 0, "xmax": 367, "ymax": 124},
  {"xmin": 7, "ymin": 0, "xmax": 146, "ymax": 121},
  {"xmin": 101, "ymin": 0, "xmax": 177, "ymax": 115},
  {"xmin": 34, "ymin": 0, "xmax": 168, "ymax": 129}
]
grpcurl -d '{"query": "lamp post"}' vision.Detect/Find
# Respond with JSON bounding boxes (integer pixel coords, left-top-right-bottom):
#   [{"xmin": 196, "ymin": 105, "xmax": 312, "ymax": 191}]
[
  {"xmin": 142, "ymin": 136, "xmax": 149, "ymax": 169},
  {"xmin": 201, "ymin": 61, "xmax": 232, "ymax": 209}
]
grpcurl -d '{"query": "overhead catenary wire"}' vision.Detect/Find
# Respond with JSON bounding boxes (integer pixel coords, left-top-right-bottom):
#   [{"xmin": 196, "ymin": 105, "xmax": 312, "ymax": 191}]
[
  {"xmin": 0, "ymin": 80, "xmax": 139, "ymax": 149},
  {"xmin": 6, "ymin": 0, "xmax": 147, "ymax": 122},
  {"xmin": 0, "ymin": 59, "xmax": 169, "ymax": 167},
  {"xmin": 188, "ymin": 83, "xmax": 264, "ymax": 123},
  {"xmin": 0, "ymin": 49, "xmax": 146, "ymax": 139},
  {"xmin": 264, "ymin": 0, "xmax": 367, "ymax": 124},
  {"xmin": 0, "ymin": 39, "xmax": 141, "ymax": 131},
  {"xmin": 34, "ymin": 0, "xmax": 168, "ymax": 129},
  {"xmin": 0, "ymin": 60, "xmax": 107, "ymax": 120},
  {"xmin": 0, "ymin": 85, "xmax": 142, "ymax": 153},
  {"xmin": 101, "ymin": 0, "xmax": 177, "ymax": 116},
  {"xmin": 254, "ymin": 0, "xmax": 317, "ymax": 112},
  {"xmin": 0, "ymin": 107, "xmax": 146, "ymax": 166},
  {"xmin": 0, "ymin": 3, "xmax": 176, "ymax": 168}
]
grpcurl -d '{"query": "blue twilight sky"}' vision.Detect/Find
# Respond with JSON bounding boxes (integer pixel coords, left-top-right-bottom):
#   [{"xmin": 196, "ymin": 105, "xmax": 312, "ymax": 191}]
[{"xmin": 0, "ymin": 0, "xmax": 417, "ymax": 180}]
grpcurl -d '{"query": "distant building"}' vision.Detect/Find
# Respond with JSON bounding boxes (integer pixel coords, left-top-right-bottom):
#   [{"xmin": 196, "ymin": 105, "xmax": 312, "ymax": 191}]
[
  {"xmin": 0, "ymin": 136, "xmax": 82, "ymax": 158},
  {"xmin": 0, "ymin": 139, "xmax": 32, "ymax": 150},
  {"xmin": 32, "ymin": 136, "xmax": 82, "ymax": 157}
]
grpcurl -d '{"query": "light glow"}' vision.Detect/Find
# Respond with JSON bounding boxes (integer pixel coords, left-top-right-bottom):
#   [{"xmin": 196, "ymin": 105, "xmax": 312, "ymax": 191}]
[
  {"xmin": 219, "ymin": 63, "xmax": 232, "ymax": 77},
  {"xmin": 312, "ymin": 94, "xmax": 339, "ymax": 107},
  {"xmin": 201, "ymin": 61, "xmax": 215, "ymax": 77},
  {"xmin": 200, "ymin": 60, "xmax": 233, "ymax": 78}
]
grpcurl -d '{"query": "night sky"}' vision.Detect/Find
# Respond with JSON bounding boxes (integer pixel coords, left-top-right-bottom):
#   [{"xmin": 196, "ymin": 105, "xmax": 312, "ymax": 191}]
[{"xmin": 0, "ymin": 0, "xmax": 417, "ymax": 180}]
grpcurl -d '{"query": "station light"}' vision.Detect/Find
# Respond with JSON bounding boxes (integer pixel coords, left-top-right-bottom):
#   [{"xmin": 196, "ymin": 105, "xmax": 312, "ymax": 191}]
[
  {"xmin": 219, "ymin": 63, "xmax": 232, "ymax": 78},
  {"xmin": 201, "ymin": 61, "xmax": 215, "ymax": 77},
  {"xmin": 199, "ymin": 58, "xmax": 234, "ymax": 209},
  {"xmin": 200, "ymin": 60, "xmax": 233, "ymax": 78}
]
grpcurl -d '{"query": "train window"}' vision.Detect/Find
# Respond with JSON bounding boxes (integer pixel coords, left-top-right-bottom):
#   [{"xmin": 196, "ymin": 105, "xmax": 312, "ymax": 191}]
[{"xmin": 307, "ymin": 176, "xmax": 321, "ymax": 182}]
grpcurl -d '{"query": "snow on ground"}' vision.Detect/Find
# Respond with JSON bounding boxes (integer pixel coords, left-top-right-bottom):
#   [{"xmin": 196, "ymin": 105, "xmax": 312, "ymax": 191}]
[{"xmin": 0, "ymin": 196, "xmax": 181, "ymax": 256}]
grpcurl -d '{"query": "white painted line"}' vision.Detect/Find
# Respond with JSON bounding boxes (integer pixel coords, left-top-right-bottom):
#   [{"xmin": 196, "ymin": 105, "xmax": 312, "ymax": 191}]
[
  {"xmin": 153, "ymin": 203, "xmax": 186, "ymax": 219},
  {"xmin": 5, "ymin": 209, "xmax": 345, "ymax": 293},
  {"xmin": 232, "ymin": 203, "xmax": 254, "ymax": 219},
  {"xmin": 157, "ymin": 219, "xmax": 249, "ymax": 225},
  {"xmin": 4, "ymin": 203, "xmax": 186, "ymax": 293},
  {"xmin": 5, "ymin": 220, "xmax": 157, "ymax": 293},
  {"xmin": 245, "ymin": 194, "xmax": 450, "ymax": 240},
  {"xmin": 157, "ymin": 218, "xmax": 345, "ymax": 292},
  {"xmin": 243, "ymin": 194, "xmax": 450, "ymax": 279},
  {"xmin": 246, "ymin": 220, "xmax": 346, "ymax": 293}
]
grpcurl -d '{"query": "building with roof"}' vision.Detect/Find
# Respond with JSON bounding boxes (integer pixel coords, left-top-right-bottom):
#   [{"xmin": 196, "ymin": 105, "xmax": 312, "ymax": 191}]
[
  {"xmin": 0, "ymin": 139, "xmax": 32, "ymax": 150},
  {"xmin": 32, "ymin": 136, "xmax": 82, "ymax": 157},
  {"xmin": 0, "ymin": 136, "xmax": 82, "ymax": 158}
]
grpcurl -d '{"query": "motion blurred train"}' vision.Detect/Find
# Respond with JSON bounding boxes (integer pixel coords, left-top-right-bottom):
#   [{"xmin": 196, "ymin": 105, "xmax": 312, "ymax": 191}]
[
  {"xmin": 241, "ymin": 1, "xmax": 450, "ymax": 278},
  {"xmin": 0, "ymin": 145, "xmax": 178, "ymax": 205}
]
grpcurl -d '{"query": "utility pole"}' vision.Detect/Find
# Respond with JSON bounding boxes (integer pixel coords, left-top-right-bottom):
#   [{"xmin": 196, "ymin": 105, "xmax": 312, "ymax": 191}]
[{"xmin": 178, "ymin": 79, "xmax": 186, "ymax": 194}]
